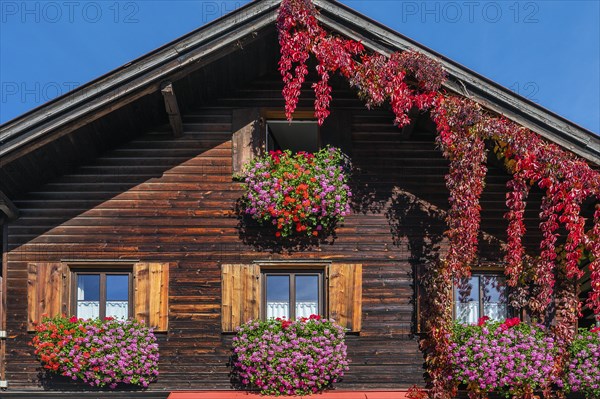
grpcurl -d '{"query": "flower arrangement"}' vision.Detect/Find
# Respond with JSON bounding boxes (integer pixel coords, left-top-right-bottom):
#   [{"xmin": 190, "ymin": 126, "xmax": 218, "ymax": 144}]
[
  {"xmin": 32, "ymin": 315, "xmax": 159, "ymax": 388},
  {"xmin": 561, "ymin": 327, "xmax": 600, "ymax": 397},
  {"xmin": 232, "ymin": 315, "xmax": 349, "ymax": 395},
  {"xmin": 449, "ymin": 317, "xmax": 559, "ymax": 398},
  {"xmin": 239, "ymin": 146, "xmax": 351, "ymax": 238}
]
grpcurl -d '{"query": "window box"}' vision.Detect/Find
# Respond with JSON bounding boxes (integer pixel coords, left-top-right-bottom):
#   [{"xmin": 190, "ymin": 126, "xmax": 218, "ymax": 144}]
[
  {"xmin": 232, "ymin": 316, "xmax": 349, "ymax": 395},
  {"xmin": 562, "ymin": 327, "xmax": 600, "ymax": 397},
  {"xmin": 237, "ymin": 147, "xmax": 352, "ymax": 238},
  {"xmin": 449, "ymin": 318, "xmax": 558, "ymax": 397},
  {"xmin": 32, "ymin": 315, "xmax": 159, "ymax": 388}
]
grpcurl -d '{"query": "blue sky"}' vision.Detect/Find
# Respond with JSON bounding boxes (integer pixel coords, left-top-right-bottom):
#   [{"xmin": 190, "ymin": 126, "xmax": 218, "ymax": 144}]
[{"xmin": 1, "ymin": 0, "xmax": 598, "ymax": 134}]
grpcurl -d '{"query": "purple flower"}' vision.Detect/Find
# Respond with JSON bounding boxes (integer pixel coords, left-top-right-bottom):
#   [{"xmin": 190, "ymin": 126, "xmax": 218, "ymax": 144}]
[
  {"xmin": 232, "ymin": 317, "xmax": 349, "ymax": 395},
  {"xmin": 33, "ymin": 316, "xmax": 159, "ymax": 389},
  {"xmin": 449, "ymin": 321, "xmax": 560, "ymax": 397},
  {"xmin": 239, "ymin": 147, "xmax": 352, "ymax": 238}
]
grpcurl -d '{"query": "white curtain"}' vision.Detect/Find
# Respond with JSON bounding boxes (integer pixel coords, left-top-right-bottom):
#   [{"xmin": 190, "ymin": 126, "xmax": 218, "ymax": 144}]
[
  {"xmin": 267, "ymin": 302, "xmax": 289, "ymax": 319},
  {"xmin": 296, "ymin": 302, "xmax": 318, "ymax": 318},
  {"xmin": 484, "ymin": 302, "xmax": 507, "ymax": 322},
  {"xmin": 107, "ymin": 301, "xmax": 129, "ymax": 320},
  {"xmin": 77, "ymin": 301, "xmax": 100, "ymax": 319},
  {"xmin": 456, "ymin": 302, "xmax": 479, "ymax": 324},
  {"xmin": 77, "ymin": 280, "xmax": 99, "ymax": 319},
  {"xmin": 456, "ymin": 302, "xmax": 507, "ymax": 324},
  {"xmin": 266, "ymin": 302, "xmax": 319, "ymax": 319}
]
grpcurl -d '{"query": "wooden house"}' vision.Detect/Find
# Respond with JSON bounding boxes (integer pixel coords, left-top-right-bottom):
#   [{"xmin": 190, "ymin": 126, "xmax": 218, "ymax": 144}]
[{"xmin": 0, "ymin": 0, "xmax": 598, "ymax": 397}]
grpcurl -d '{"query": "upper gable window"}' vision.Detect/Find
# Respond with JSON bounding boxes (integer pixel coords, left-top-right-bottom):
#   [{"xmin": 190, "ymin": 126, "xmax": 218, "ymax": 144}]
[
  {"xmin": 266, "ymin": 120, "xmax": 319, "ymax": 153},
  {"xmin": 232, "ymin": 109, "xmax": 339, "ymax": 175}
]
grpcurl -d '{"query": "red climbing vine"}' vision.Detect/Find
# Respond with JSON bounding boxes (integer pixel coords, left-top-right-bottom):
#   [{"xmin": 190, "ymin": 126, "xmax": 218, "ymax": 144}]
[
  {"xmin": 431, "ymin": 96, "xmax": 487, "ymax": 282},
  {"xmin": 277, "ymin": 0, "xmax": 441, "ymax": 127},
  {"xmin": 277, "ymin": 0, "xmax": 600, "ymax": 396},
  {"xmin": 588, "ymin": 206, "xmax": 600, "ymax": 314}
]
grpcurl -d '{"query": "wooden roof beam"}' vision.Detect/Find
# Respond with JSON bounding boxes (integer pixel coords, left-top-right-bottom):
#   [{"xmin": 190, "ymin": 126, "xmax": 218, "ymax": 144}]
[
  {"xmin": 0, "ymin": 191, "xmax": 18, "ymax": 222},
  {"xmin": 161, "ymin": 82, "xmax": 184, "ymax": 138}
]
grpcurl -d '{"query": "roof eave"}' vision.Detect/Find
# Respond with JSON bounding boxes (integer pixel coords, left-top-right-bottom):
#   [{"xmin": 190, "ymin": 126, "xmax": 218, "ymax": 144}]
[{"xmin": 1, "ymin": 0, "xmax": 598, "ymax": 166}]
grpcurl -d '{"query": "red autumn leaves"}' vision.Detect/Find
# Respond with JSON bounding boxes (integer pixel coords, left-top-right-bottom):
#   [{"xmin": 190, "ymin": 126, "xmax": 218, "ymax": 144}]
[{"xmin": 277, "ymin": 0, "xmax": 600, "ymax": 317}]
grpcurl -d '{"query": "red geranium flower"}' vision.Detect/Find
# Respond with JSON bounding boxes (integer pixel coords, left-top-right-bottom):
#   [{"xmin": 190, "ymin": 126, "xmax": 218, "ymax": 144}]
[
  {"xmin": 500, "ymin": 317, "xmax": 521, "ymax": 331},
  {"xmin": 280, "ymin": 320, "xmax": 292, "ymax": 329}
]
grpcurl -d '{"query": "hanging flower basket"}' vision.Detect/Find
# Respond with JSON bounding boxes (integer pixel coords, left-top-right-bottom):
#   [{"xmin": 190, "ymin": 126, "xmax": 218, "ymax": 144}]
[
  {"xmin": 232, "ymin": 315, "xmax": 349, "ymax": 395},
  {"xmin": 32, "ymin": 315, "xmax": 159, "ymax": 389},
  {"xmin": 238, "ymin": 146, "xmax": 352, "ymax": 238},
  {"xmin": 561, "ymin": 327, "xmax": 600, "ymax": 397},
  {"xmin": 449, "ymin": 317, "xmax": 559, "ymax": 398}
]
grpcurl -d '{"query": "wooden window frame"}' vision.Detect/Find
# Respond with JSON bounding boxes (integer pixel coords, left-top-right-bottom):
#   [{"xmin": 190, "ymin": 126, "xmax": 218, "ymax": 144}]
[
  {"xmin": 221, "ymin": 262, "xmax": 361, "ymax": 333},
  {"xmin": 261, "ymin": 269, "xmax": 325, "ymax": 320},
  {"xmin": 232, "ymin": 107, "xmax": 352, "ymax": 175},
  {"xmin": 70, "ymin": 267, "xmax": 133, "ymax": 320},
  {"xmin": 28, "ymin": 261, "xmax": 169, "ymax": 332},
  {"xmin": 452, "ymin": 271, "xmax": 511, "ymax": 322}
]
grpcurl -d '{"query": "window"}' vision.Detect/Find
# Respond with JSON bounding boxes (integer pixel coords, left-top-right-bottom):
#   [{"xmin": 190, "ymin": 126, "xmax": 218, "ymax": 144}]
[
  {"xmin": 263, "ymin": 271, "xmax": 324, "ymax": 319},
  {"xmin": 72, "ymin": 270, "xmax": 132, "ymax": 320},
  {"xmin": 221, "ymin": 263, "xmax": 362, "ymax": 332},
  {"xmin": 27, "ymin": 262, "xmax": 170, "ymax": 331},
  {"xmin": 232, "ymin": 108, "xmax": 352, "ymax": 175},
  {"xmin": 266, "ymin": 120, "xmax": 320, "ymax": 153},
  {"xmin": 454, "ymin": 273, "xmax": 508, "ymax": 324}
]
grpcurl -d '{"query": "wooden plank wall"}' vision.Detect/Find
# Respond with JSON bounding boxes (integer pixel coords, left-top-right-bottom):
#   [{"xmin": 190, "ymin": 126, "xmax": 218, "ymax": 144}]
[{"xmin": 3, "ymin": 68, "xmax": 550, "ymax": 391}]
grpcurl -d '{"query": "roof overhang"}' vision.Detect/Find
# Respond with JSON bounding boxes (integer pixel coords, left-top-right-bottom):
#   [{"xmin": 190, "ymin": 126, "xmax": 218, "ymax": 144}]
[
  {"xmin": 0, "ymin": 0, "xmax": 282, "ymax": 166},
  {"xmin": 1, "ymin": 0, "xmax": 598, "ymax": 167},
  {"xmin": 313, "ymin": 0, "xmax": 600, "ymax": 164}
]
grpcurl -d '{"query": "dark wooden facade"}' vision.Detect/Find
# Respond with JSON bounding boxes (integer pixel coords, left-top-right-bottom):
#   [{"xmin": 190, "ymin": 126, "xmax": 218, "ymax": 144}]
[
  {"xmin": 1, "ymin": 1, "xmax": 599, "ymax": 396},
  {"xmin": 3, "ymin": 71, "xmax": 430, "ymax": 392}
]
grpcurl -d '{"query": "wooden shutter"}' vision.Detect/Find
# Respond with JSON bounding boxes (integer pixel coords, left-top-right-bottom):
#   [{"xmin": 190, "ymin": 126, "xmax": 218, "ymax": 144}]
[
  {"xmin": 27, "ymin": 263, "xmax": 68, "ymax": 331},
  {"xmin": 232, "ymin": 108, "xmax": 264, "ymax": 175},
  {"xmin": 134, "ymin": 262, "xmax": 169, "ymax": 332},
  {"xmin": 221, "ymin": 264, "xmax": 261, "ymax": 332},
  {"xmin": 328, "ymin": 264, "xmax": 362, "ymax": 332}
]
